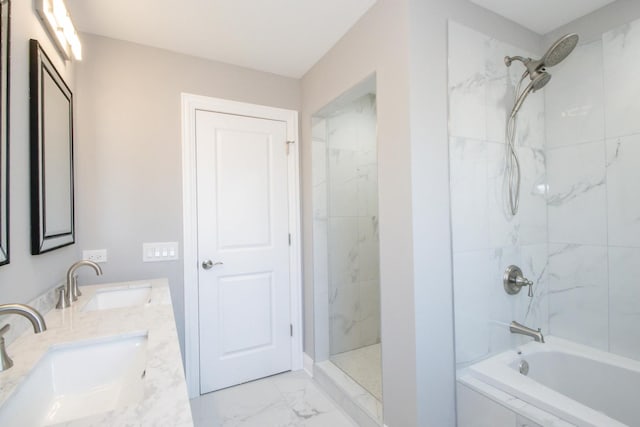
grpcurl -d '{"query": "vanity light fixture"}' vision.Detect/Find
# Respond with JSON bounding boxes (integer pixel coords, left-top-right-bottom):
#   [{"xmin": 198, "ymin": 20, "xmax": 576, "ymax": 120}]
[{"xmin": 35, "ymin": 0, "xmax": 82, "ymax": 60}]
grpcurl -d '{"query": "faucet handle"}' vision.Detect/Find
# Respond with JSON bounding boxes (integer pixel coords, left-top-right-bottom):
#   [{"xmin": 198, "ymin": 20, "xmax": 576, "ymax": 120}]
[
  {"xmin": 519, "ymin": 277, "xmax": 534, "ymax": 297},
  {"xmin": 504, "ymin": 265, "xmax": 535, "ymax": 298},
  {"xmin": 56, "ymin": 285, "xmax": 71, "ymax": 310},
  {"xmin": 515, "ymin": 275, "xmax": 534, "ymax": 297},
  {"xmin": 0, "ymin": 324, "xmax": 13, "ymax": 371},
  {"xmin": 70, "ymin": 275, "xmax": 80, "ymax": 301}
]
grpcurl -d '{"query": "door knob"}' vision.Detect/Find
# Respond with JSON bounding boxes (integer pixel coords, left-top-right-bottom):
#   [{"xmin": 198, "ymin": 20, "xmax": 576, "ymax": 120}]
[{"xmin": 202, "ymin": 260, "xmax": 223, "ymax": 270}]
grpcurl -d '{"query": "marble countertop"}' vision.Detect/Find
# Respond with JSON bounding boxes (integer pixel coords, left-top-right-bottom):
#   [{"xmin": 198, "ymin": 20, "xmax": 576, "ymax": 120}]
[{"xmin": 0, "ymin": 278, "xmax": 193, "ymax": 426}]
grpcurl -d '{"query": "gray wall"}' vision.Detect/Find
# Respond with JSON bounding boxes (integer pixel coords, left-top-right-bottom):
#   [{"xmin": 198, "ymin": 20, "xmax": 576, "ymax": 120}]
[
  {"xmin": 0, "ymin": 0, "xmax": 79, "ymax": 308},
  {"xmin": 74, "ymin": 34, "xmax": 301, "ymax": 354}
]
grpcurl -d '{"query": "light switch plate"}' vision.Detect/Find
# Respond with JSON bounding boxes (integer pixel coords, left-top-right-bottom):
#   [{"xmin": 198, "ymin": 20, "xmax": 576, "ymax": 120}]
[
  {"xmin": 83, "ymin": 249, "xmax": 107, "ymax": 263},
  {"xmin": 143, "ymin": 242, "xmax": 179, "ymax": 262}
]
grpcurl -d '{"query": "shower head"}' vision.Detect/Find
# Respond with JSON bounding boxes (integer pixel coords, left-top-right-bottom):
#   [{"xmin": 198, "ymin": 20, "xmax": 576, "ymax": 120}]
[
  {"xmin": 542, "ymin": 33, "xmax": 579, "ymax": 67},
  {"xmin": 505, "ymin": 33, "xmax": 579, "ymax": 76}
]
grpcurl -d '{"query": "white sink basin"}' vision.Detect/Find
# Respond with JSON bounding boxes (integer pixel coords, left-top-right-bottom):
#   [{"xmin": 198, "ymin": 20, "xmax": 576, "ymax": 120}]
[
  {"xmin": 0, "ymin": 332, "xmax": 148, "ymax": 426},
  {"xmin": 82, "ymin": 285, "xmax": 152, "ymax": 311}
]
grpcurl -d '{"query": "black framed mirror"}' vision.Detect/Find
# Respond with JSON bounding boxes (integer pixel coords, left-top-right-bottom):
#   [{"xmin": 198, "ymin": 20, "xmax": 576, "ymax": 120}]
[
  {"xmin": 0, "ymin": 0, "xmax": 10, "ymax": 266},
  {"xmin": 30, "ymin": 39, "xmax": 74, "ymax": 254}
]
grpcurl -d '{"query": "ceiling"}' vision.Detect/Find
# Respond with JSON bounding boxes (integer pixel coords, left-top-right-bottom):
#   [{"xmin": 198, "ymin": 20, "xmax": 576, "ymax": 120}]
[
  {"xmin": 468, "ymin": 0, "xmax": 618, "ymax": 34},
  {"xmin": 65, "ymin": 0, "xmax": 377, "ymax": 78}
]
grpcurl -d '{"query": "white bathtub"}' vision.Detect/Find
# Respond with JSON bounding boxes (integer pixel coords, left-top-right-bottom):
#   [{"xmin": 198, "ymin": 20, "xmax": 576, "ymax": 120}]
[{"xmin": 466, "ymin": 336, "xmax": 640, "ymax": 427}]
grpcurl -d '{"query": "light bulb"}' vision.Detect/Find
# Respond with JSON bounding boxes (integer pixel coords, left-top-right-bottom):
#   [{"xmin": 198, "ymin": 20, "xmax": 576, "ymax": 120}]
[{"xmin": 52, "ymin": 0, "xmax": 67, "ymax": 26}]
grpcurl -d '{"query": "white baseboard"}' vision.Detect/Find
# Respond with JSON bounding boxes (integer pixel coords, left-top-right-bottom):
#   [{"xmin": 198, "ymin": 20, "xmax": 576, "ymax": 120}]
[{"xmin": 303, "ymin": 353, "xmax": 314, "ymax": 376}]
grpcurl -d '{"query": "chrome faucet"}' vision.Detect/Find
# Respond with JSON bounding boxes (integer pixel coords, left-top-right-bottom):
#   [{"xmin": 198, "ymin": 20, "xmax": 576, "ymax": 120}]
[
  {"xmin": 510, "ymin": 320, "xmax": 544, "ymax": 343},
  {"xmin": 57, "ymin": 260, "xmax": 103, "ymax": 309},
  {"xmin": 0, "ymin": 304, "xmax": 47, "ymax": 371}
]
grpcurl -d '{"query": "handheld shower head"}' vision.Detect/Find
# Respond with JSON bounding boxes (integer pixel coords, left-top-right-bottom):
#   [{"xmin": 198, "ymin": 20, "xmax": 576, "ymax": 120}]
[
  {"xmin": 530, "ymin": 70, "xmax": 551, "ymax": 92},
  {"xmin": 511, "ymin": 72, "xmax": 551, "ymax": 117},
  {"xmin": 504, "ymin": 33, "xmax": 579, "ymax": 217},
  {"xmin": 505, "ymin": 33, "xmax": 579, "ymax": 88}
]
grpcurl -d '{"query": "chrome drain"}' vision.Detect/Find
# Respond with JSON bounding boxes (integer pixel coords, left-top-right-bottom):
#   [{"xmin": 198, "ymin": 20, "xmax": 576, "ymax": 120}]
[{"xmin": 519, "ymin": 360, "xmax": 529, "ymax": 375}]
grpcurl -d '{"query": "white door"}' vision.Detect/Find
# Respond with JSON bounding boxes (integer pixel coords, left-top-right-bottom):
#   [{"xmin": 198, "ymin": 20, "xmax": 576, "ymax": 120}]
[{"xmin": 196, "ymin": 110, "xmax": 292, "ymax": 393}]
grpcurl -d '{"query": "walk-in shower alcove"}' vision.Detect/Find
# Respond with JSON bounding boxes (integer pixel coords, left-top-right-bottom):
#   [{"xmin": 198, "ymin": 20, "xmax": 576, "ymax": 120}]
[
  {"xmin": 449, "ymin": 11, "xmax": 640, "ymax": 426},
  {"xmin": 312, "ymin": 75, "xmax": 382, "ymax": 426}
]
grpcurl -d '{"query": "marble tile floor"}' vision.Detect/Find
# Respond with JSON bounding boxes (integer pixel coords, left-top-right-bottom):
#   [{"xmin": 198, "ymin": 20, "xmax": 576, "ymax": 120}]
[
  {"xmin": 190, "ymin": 370, "xmax": 358, "ymax": 427},
  {"xmin": 330, "ymin": 343, "xmax": 382, "ymax": 401}
]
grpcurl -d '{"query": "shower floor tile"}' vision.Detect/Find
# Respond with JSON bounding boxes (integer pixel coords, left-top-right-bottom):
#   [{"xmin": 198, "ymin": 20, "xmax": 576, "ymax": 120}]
[{"xmin": 331, "ymin": 343, "xmax": 382, "ymax": 401}]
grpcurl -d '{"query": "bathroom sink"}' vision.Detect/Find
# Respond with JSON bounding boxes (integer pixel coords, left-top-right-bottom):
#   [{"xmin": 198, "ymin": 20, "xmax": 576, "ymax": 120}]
[
  {"xmin": 81, "ymin": 284, "xmax": 152, "ymax": 311},
  {"xmin": 0, "ymin": 332, "xmax": 148, "ymax": 426}
]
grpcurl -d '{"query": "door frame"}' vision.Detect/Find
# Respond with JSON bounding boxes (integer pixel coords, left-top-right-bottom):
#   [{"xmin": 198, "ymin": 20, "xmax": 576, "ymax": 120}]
[{"xmin": 181, "ymin": 93, "xmax": 302, "ymax": 398}]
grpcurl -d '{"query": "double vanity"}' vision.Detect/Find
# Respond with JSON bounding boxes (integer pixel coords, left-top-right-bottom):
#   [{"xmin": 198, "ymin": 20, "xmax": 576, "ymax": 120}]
[{"xmin": 0, "ymin": 278, "xmax": 192, "ymax": 426}]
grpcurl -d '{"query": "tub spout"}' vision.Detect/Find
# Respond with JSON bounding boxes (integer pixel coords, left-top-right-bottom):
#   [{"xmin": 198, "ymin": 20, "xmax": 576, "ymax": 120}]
[{"xmin": 510, "ymin": 320, "xmax": 544, "ymax": 343}]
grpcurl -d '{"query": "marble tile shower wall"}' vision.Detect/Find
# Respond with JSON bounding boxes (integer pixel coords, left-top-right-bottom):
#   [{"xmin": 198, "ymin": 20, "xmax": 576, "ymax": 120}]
[
  {"xmin": 546, "ymin": 17, "xmax": 640, "ymax": 359},
  {"xmin": 450, "ymin": 17, "xmax": 640, "ymax": 367},
  {"xmin": 313, "ymin": 95, "xmax": 380, "ymax": 356},
  {"xmin": 448, "ymin": 22, "xmax": 549, "ymax": 366},
  {"xmin": 312, "ymin": 117, "xmax": 331, "ymax": 362}
]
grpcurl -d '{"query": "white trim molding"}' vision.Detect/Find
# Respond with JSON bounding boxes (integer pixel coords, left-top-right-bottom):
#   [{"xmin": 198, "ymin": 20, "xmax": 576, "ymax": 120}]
[
  {"xmin": 303, "ymin": 353, "xmax": 314, "ymax": 377},
  {"xmin": 181, "ymin": 93, "xmax": 302, "ymax": 398}
]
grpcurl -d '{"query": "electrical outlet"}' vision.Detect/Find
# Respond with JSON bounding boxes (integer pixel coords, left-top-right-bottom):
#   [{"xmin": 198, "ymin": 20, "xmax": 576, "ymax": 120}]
[{"xmin": 83, "ymin": 249, "xmax": 107, "ymax": 263}]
